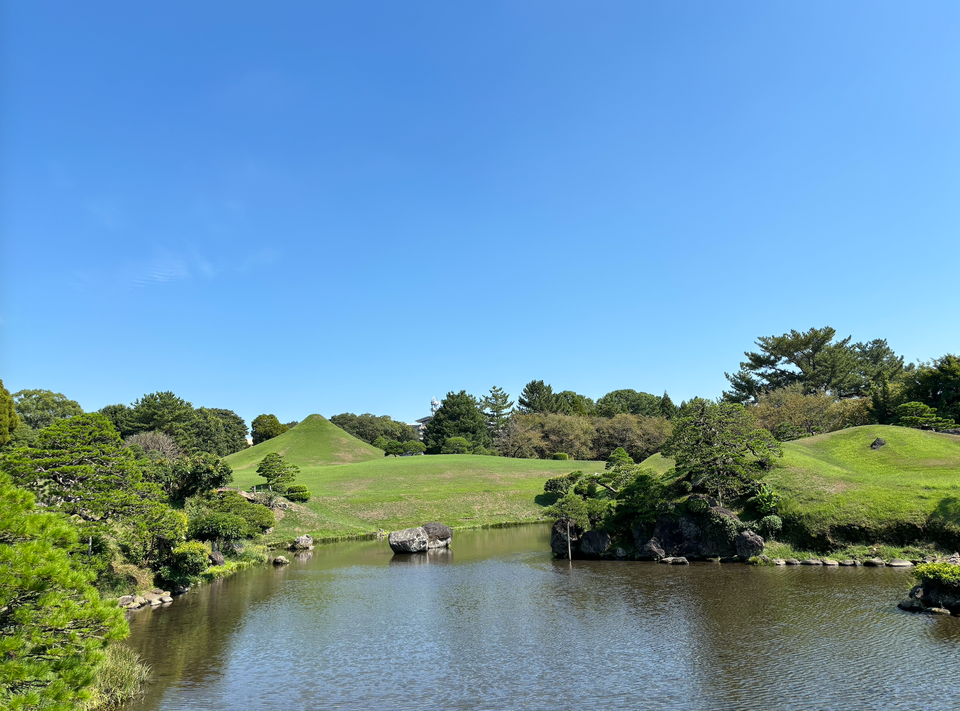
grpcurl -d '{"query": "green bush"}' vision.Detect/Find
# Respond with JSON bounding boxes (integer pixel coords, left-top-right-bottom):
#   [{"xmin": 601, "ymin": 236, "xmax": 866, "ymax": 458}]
[
  {"xmin": 285, "ymin": 484, "xmax": 311, "ymax": 503},
  {"xmin": 758, "ymin": 514, "xmax": 783, "ymax": 539},
  {"xmin": 552, "ymin": 452, "xmax": 569, "ymax": 460},
  {"xmin": 687, "ymin": 498, "xmax": 709, "ymax": 514},
  {"xmin": 914, "ymin": 563, "xmax": 960, "ymax": 592},
  {"xmin": 158, "ymin": 540, "xmax": 209, "ymax": 585}
]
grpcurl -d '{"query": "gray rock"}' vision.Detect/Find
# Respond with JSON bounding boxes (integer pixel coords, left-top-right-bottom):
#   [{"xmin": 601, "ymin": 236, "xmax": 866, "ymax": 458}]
[
  {"xmin": 870, "ymin": 438, "xmax": 886, "ymax": 450},
  {"xmin": 615, "ymin": 547, "xmax": 627, "ymax": 559},
  {"xmin": 823, "ymin": 559, "xmax": 839, "ymax": 566},
  {"xmin": 706, "ymin": 557, "xmax": 722, "ymax": 563},
  {"xmin": 550, "ymin": 519, "xmax": 582, "ymax": 559},
  {"xmin": 389, "ymin": 527, "xmax": 429, "ymax": 553},
  {"xmin": 801, "ymin": 559, "xmax": 822, "ymax": 566},
  {"xmin": 785, "ymin": 558, "xmax": 801, "ymax": 565},
  {"xmin": 580, "ymin": 530, "xmax": 612, "ymax": 558},
  {"xmin": 638, "ymin": 537, "xmax": 666, "ymax": 561},
  {"xmin": 659, "ymin": 557, "xmax": 676, "ymax": 564},
  {"xmin": 289, "ymin": 534, "xmax": 314, "ymax": 550},
  {"xmin": 898, "ymin": 598, "xmax": 924, "ymax": 612},
  {"xmin": 928, "ymin": 607, "xmax": 952, "ymax": 616},
  {"xmin": 773, "ymin": 558, "xmax": 786, "ymax": 566},
  {"xmin": 160, "ymin": 595, "xmax": 173, "ymax": 603},
  {"xmin": 735, "ymin": 530, "xmax": 765, "ymax": 561},
  {"xmin": 422, "ymin": 522, "xmax": 453, "ymax": 549},
  {"xmin": 839, "ymin": 560, "xmax": 858, "ymax": 566},
  {"xmin": 118, "ymin": 595, "xmax": 134, "ymax": 607},
  {"xmin": 888, "ymin": 559, "xmax": 913, "ymax": 567},
  {"xmin": 863, "ymin": 558, "xmax": 886, "ymax": 567},
  {"xmin": 208, "ymin": 551, "xmax": 225, "ymax": 567},
  {"xmin": 272, "ymin": 556, "xmax": 290, "ymax": 565},
  {"xmin": 670, "ymin": 557, "xmax": 689, "ymax": 565}
]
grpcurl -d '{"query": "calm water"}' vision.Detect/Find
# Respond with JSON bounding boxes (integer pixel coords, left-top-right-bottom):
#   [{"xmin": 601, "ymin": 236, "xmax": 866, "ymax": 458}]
[{"xmin": 122, "ymin": 525, "xmax": 960, "ymax": 710}]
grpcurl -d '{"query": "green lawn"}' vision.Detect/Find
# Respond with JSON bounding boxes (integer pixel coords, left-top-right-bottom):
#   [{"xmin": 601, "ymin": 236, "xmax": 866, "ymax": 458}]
[{"xmin": 225, "ymin": 415, "xmax": 601, "ymax": 540}]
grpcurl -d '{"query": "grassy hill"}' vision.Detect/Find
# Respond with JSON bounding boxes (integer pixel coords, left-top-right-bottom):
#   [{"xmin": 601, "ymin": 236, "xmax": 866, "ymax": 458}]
[
  {"xmin": 646, "ymin": 425, "xmax": 960, "ymax": 551},
  {"xmin": 224, "ymin": 414, "xmax": 382, "ymax": 474},
  {"xmin": 229, "ymin": 443, "xmax": 603, "ymax": 540}
]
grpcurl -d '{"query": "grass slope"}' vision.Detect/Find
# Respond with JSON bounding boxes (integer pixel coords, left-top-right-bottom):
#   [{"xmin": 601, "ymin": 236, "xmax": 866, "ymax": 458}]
[
  {"xmin": 766, "ymin": 425, "xmax": 960, "ymax": 548},
  {"xmin": 229, "ymin": 450, "xmax": 604, "ymax": 540},
  {"xmin": 645, "ymin": 425, "xmax": 960, "ymax": 549},
  {"xmin": 225, "ymin": 415, "xmax": 382, "ymax": 474}
]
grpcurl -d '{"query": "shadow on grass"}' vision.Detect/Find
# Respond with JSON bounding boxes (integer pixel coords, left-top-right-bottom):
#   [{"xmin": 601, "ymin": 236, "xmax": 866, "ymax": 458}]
[
  {"xmin": 534, "ymin": 492, "xmax": 561, "ymax": 507},
  {"xmin": 927, "ymin": 496, "xmax": 960, "ymax": 550}
]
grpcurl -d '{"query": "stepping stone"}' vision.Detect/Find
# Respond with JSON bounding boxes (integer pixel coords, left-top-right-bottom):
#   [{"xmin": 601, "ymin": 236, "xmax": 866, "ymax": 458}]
[
  {"xmin": 823, "ymin": 560, "xmax": 839, "ymax": 566},
  {"xmin": 801, "ymin": 559, "xmax": 822, "ymax": 565},
  {"xmin": 773, "ymin": 559, "xmax": 786, "ymax": 566},
  {"xmin": 887, "ymin": 559, "xmax": 913, "ymax": 567},
  {"xmin": 839, "ymin": 560, "xmax": 858, "ymax": 566},
  {"xmin": 785, "ymin": 558, "xmax": 801, "ymax": 565},
  {"xmin": 863, "ymin": 558, "xmax": 886, "ymax": 567}
]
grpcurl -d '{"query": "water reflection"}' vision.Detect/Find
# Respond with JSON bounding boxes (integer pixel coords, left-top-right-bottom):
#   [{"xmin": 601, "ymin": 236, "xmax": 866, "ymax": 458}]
[{"xmin": 122, "ymin": 526, "xmax": 960, "ymax": 711}]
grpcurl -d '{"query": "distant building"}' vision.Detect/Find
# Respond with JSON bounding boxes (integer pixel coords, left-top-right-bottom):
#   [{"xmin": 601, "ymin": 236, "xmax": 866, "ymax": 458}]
[{"xmin": 408, "ymin": 398, "xmax": 441, "ymax": 441}]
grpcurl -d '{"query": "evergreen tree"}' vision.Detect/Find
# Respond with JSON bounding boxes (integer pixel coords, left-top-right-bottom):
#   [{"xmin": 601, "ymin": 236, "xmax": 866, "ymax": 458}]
[
  {"xmin": 423, "ymin": 391, "xmax": 491, "ymax": 454},
  {"xmin": 516, "ymin": 380, "xmax": 567, "ymax": 415},
  {"xmin": 659, "ymin": 391, "xmax": 679, "ymax": 419},
  {"xmin": 0, "ymin": 380, "xmax": 18, "ymax": 447},
  {"xmin": 255, "ymin": 452, "xmax": 299, "ymax": 493},
  {"xmin": 895, "ymin": 402, "xmax": 955, "ymax": 431},
  {"xmin": 0, "ymin": 472, "xmax": 128, "ymax": 709},
  {"xmin": 481, "ymin": 386, "xmax": 514, "ymax": 438},
  {"xmin": 11, "ymin": 389, "xmax": 83, "ymax": 431},
  {"xmin": 128, "ymin": 391, "xmax": 195, "ymax": 445}
]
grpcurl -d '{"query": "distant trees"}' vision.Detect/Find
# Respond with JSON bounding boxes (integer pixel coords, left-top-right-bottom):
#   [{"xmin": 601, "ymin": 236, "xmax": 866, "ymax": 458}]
[
  {"xmin": 901, "ymin": 354, "xmax": 960, "ymax": 424},
  {"xmin": 423, "ymin": 391, "xmax": 492, "ymax": 454},
  {"xmin": 12, "ymin": 389, "xmax": 84, "ymax": 431},
  {"xmin": 329, "ymin": 413, "xmax": 417, "ymax": 445},
  {"xmin": 724, "ymin": 327, "xmax": 905, "ymax": 403},
  {"xmin": 595, "ymin": 389, "xmax": 661, "ymax": 418},
  {"xmin": 251, "ymin": 414, "xmax": 288, "ymax": 445},
  {"xmin": 0, "ymin": 379, "xmax": 18, "ymax": 447}
]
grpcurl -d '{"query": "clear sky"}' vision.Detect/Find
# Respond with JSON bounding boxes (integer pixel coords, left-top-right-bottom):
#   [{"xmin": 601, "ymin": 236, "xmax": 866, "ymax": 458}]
[{"xmin": 1, "ymin": 1, "xmax": 957, "ymax": 428}]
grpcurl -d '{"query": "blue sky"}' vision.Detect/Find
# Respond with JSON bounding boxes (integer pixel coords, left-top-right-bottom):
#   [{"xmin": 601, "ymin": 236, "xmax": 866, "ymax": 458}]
[{"xmin": 2, "ymin": 2, "xmax": 958, "ymax": 427}]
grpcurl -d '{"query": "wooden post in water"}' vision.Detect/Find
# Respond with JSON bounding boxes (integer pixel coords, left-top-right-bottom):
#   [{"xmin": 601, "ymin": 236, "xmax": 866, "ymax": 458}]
[{"xmin": 566, "ymin": 520, "xmax": 572, "ymax": 561}]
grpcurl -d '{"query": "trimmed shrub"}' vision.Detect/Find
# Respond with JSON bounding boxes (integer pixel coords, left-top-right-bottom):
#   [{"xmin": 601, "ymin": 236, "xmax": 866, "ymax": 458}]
[
  {"xmin": 159, "ymin": 540, "xmax": 209, "ymax": 585},
  {"xmin": 285, "ymin": 484, "xmax": 311, "ymax": 503},
  {"xmin": 914, "ymin": 563, "xmax": 960, "ymax": 592},
  {"xmin": 758, "ymin": 515, "xmax": 783, "ymax": 539},
  {"xmin": 552, "ymin": 452, "xmax": 569, "ymax": 460}
]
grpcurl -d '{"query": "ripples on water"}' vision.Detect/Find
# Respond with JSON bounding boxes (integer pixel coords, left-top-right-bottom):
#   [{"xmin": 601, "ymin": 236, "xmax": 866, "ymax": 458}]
[{"xmin": 122, "ymin": 527, "xmax": 960, "ymax": 711}]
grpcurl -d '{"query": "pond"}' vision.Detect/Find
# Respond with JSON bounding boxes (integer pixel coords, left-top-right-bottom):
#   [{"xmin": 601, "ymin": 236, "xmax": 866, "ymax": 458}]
[{"xmin": 122, "ymin": 525, "xmax": 960, "ymax": 710}]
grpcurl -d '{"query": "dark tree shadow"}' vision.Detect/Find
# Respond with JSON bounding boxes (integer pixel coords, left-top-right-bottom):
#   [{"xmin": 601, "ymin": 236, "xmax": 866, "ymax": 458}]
[{"xmin": 534, "ymin": 492, "xmax": 561, "ymax": 507}]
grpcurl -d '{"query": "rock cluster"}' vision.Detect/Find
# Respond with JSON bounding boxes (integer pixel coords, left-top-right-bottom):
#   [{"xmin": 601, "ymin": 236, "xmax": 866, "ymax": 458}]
[
  {"xmin": 118, "ymin": 589, "xmax": 174, "ymax": 610},
  {"xmin": 899, "ymin": 553, "xmax": 960, "ymax": 616},
  {"xmin": 288, "ymin": 534, "xmax": 314, "ymax": 551},
  {"xmin": 388, "ymin": 522, "xmax": 453, "ymax": 554}
]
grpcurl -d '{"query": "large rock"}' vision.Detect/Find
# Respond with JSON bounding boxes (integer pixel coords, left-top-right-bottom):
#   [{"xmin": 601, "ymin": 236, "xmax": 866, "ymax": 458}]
[
  {"xmin": 389, "ymin": 527, "xmax": 429, "ymax": 553},
  {"xmin": 289, "ymin": 535, "xmax": 314, "ymax": 551},
  {"xmin": 633, "ymin": 506, "xmax": 749, "ymax": 561},
  {"xmin": 735, "ymin": 530, "xmax": 765, "ymax": 560},
  {"xmin": 579, "ymin": 530, "xmax": 611, "ymax": 558},
  {"xmin": 637, "ymin": 537, "xmax": 666, "ymax": 561},
  {"xmin": 422, "ymin": 522, "xmax": 453, "ymax": 549},
  {"xmin": 550, "ymin": 519, "xmax": 583, "ymax": 559},
  {"xmin": 208, "ymin": 551, "xmax": 225, "ymax": 567},
  {"xmin": 870, "ymin": 438, "xmax": 886, "ymax": 450}
]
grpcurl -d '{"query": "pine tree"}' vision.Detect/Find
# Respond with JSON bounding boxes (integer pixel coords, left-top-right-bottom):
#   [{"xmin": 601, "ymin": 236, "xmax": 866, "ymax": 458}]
[
  {"xmin": 255, "ymin": 452, "xmax": 299, "ymax": 493},
  {"xmin": 481, "ymin": 386, "xmax": 514, "ymax": 439}
]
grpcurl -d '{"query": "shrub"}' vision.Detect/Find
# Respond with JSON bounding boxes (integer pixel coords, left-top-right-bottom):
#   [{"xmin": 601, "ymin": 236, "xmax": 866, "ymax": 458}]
[
  {"xmin": 748, "ymin": 483, "xmax": 782, "ymax": 516},
  {"xmin": 687, "ymin": 498, "xmax": 709, "ymax": 514},
  {"xmin": 914, "ymin": 563, "xmax": 960, "ymax": 592},
  {"xmin": 552, "ymin": 452, "xmax": 569, "ymax": 460},
  {"xmin": 188, "ymin": 512, "xmax": 247, "ymax": 546},
  {"xmin": 159, "ymin": 541, "xmax": 209, "ymax": 585},
  {"xmin": 441, "ymin": 436, "xmax": 472, "ymax": 454},
  {"xmin": 285, "ymin": 484, "xmax": 311, "ymax": 503},
  {"xmin": 758, "ymin": 514, "xmax": 783, "ymax": 539}
]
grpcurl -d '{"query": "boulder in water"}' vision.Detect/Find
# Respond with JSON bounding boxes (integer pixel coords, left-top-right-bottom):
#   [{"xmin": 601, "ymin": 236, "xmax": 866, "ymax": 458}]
[
  {"xmin": 422, "ymin": 522, "xmax": 453, "ymax": 549},
  {"xmin": 389, "ymin": 527, "xmax": 429, "ymax": 553}
]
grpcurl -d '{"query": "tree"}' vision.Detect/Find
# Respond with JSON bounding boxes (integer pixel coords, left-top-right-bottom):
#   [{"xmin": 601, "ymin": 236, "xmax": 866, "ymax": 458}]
[
  {"xmin": 0, "ymin": 380, "xmax": 18, "ymax": 448},
  {"xmin": 481, "ymin": 387, "xmax": 514, "ymax": 440},
  {"xmin": 895, "ymin": 402, "xmax": 956, "ymax": 431},
  {"xmin": 255, "ymin": 452, "xmax": 299, "ymax": 493},
  {"xmin": 539, "ymin": 414, "xmax": 596, "ymax": 460},
  {"xmin": 97, "ymin": 404, "xmax": 134, "ymax": 438},
  {"xmin": 595, "ymin": 389, "xmax": 661, "ymax": 418},
  {"xmin": 605, "ymin": 447, "xmax": 634, "ymax": 470},
  {"xmin": 125, "ymin": 431, "xmax": 182, "ymax": 460},
  {"xmin": 402, "ymin": 441, "xmax": 426, "ymax": 455},
  {"xmin": 423, "ymin": 391, "xmax": 491, "ymax": 454},
  {"xmin": 250, "ymin": 414, "xmax": 288, "ymax": 445},
  {"xmin": 158, "ymin": 452, "xmax": 233, "ymax": 501},
  {"xmin": 129, "ymin": 391, "xmax": 195, "ymax": 444},
  {"xmin": 724, "ymin": 327, "xmax": 867, "ymax": 403},
  {"xmin": 441, "ymin": 437, "xmax": 472, "ymax": 454},
  {"xmin": 516, "ymin": 381, "xmax": 567, "ymax": 415},
  {"xmin": 12, "ymin": 389, "xmax": 83, "ymax": 432},
  {"xmin": 591, "ymin": 414, "xmax": 672, "ymax": 463},
  {"xmin": 0, "ymin": 472, "xmax": 128, "ymax": 709},
  {"xmin": 662, "ymin": 399, "xmax": 782, "ymax": 504},
  {"xmin": 496, "ymin": 414, "xmax": 543, "ymax": 458},
  {"xmin": 188, "ymin": 512, "xmax": 247, "ymax": 552},
  {"xmin": 902, "ymin": 354, "xmax": 960, "ymax": 424},
  {"xmin": 751, "ymin": 385, "xmax": 836, "ymax": 440},
  {"xmin": 659, "ymin": 392, "xmax": 679, "ymax": 420},
  {"xmin": 556, "ymin": 391, "xmax": 595, "ymax": 416},
  {"xmin": 329, "ymin": 413, "xmax": 417, "ymax": 445}
]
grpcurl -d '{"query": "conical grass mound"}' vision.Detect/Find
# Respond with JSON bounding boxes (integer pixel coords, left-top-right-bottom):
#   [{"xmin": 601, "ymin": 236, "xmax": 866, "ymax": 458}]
[{"xmin": 225, "ymin": 414, "xmax": 382, "ymax": 475}]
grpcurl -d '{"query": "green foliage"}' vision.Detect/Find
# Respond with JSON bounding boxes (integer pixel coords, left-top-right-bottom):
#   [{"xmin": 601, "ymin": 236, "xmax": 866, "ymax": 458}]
[
  {"xmin": 748, "ymin": 482, "xmax": 782, "ymax": 516},
  {"xmin": 663, "ymin": 399, "xmax": 782, "ymax": 504},
  {"xmin": 97, "ymin": 404, "xmax": 133, "ymax": 438},
  {"xmin": 328, "ymin": 413, "xmax": 417, "ymax": 446},
  {"xmin": 543, "ymin": 490, "xmax": 590, "ymax": 529},
  {"xmin": 659, "ymin": 392, "xmax": 680, "ymax": 419},
  {"xmin": 605, "ymin": 468, "xmax": 666, "ymax": 534},
  {"xmin": 516, "ymin": 380, "xmax": 566, "ymax": 415},
  {"xmin": 185, "ymin": 491, "xmax": 275, "ymax": 539},
  {"xmin": 605, "ymin": 446, "xmax": 634, "ymax": 469},
  {"xmin": 595, "ymin": 389, "xmax": 661, "ymax": 418},
  {"xmin": 12, "ymin": 389, "xmax": 83, "ymax": 432},
  {"xmin": 0, "ymin": 379, "xmax": 18, "ymax": 448},
  {"xmin": 251, "ymin": 414, "xmax": 288, "ymax": 446},
  {"xmin": 441, "ymin": 436, "xmax": 472, "ymax": 454},
  {"xmin": 895, "ymin": 401, "xmax": 955, "ymax": 431},
  {"xmin": 544, "ymin": 471, "xmax": 582, "ymax": 495},
  {"xmin": 0, "ymin": 472, "xmax": 128, "ymax": 709},
  {"xmin": 188, "ymin": 512, "xmax": 247, "ymax": 547},
  {"xmin": 402, "ymin": 441, "xmax": 426, "ymax": 455},
  {"xmin": 687, "ymin": 497, "xmax": 709, "ymax": 514},
  {"xmin": 758, "ymin": 515, "xmax": 783, "ymax": 539},
  {"xmin": 183, "ymin": 407, "xmax": 248, "ymax": 457},
  {"xmin": 913, "ymin": 562, "xmax": 960, "ymax": 592},
  {"xmin": 285, "ymin": 484, "xmax": 311, "ymax": 502},
  {"xmin": 481, "ymin": 386, "xmax": 514, "ymax": 439},
  {"xmin": 255, "ymin": 452, "xmax": 299, "ymax": 493},
  {"xmin": 552, "ymin": 452, "xmax": 569, "ymax": 460},
  {"xmin": 158, "ymin": 540, "xmax": 210, "ymax": 585},
  {"xmin": 555, "ymin": 391, "xmax": 595, "ymax": 416},
  {"xmin": 79, "ymin": 644, "xmax": 151, "ymax": 711},
  {"xmin": 129, "ymin": 392, "xmax": 195, "ymax": 444},
  {"xmin": 591, "ymin": 414, "xmax": 672, "ymax": 463},
  {"xmin": 724, "ymin": 327, "xmax": 903, "ymax": 403},
  {"xmin": 902, "ymin": 354, "xmax": 960, "ymax": 423},
  {"xmin": 423, "ymin": 391, "xmax": 491, "ymax": 454}
]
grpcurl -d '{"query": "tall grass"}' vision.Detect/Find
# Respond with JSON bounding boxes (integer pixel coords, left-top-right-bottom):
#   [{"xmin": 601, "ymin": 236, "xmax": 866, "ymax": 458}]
[{"xmin": 81, "ymin": 644, "xmax": 150, "ymax": 710}]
